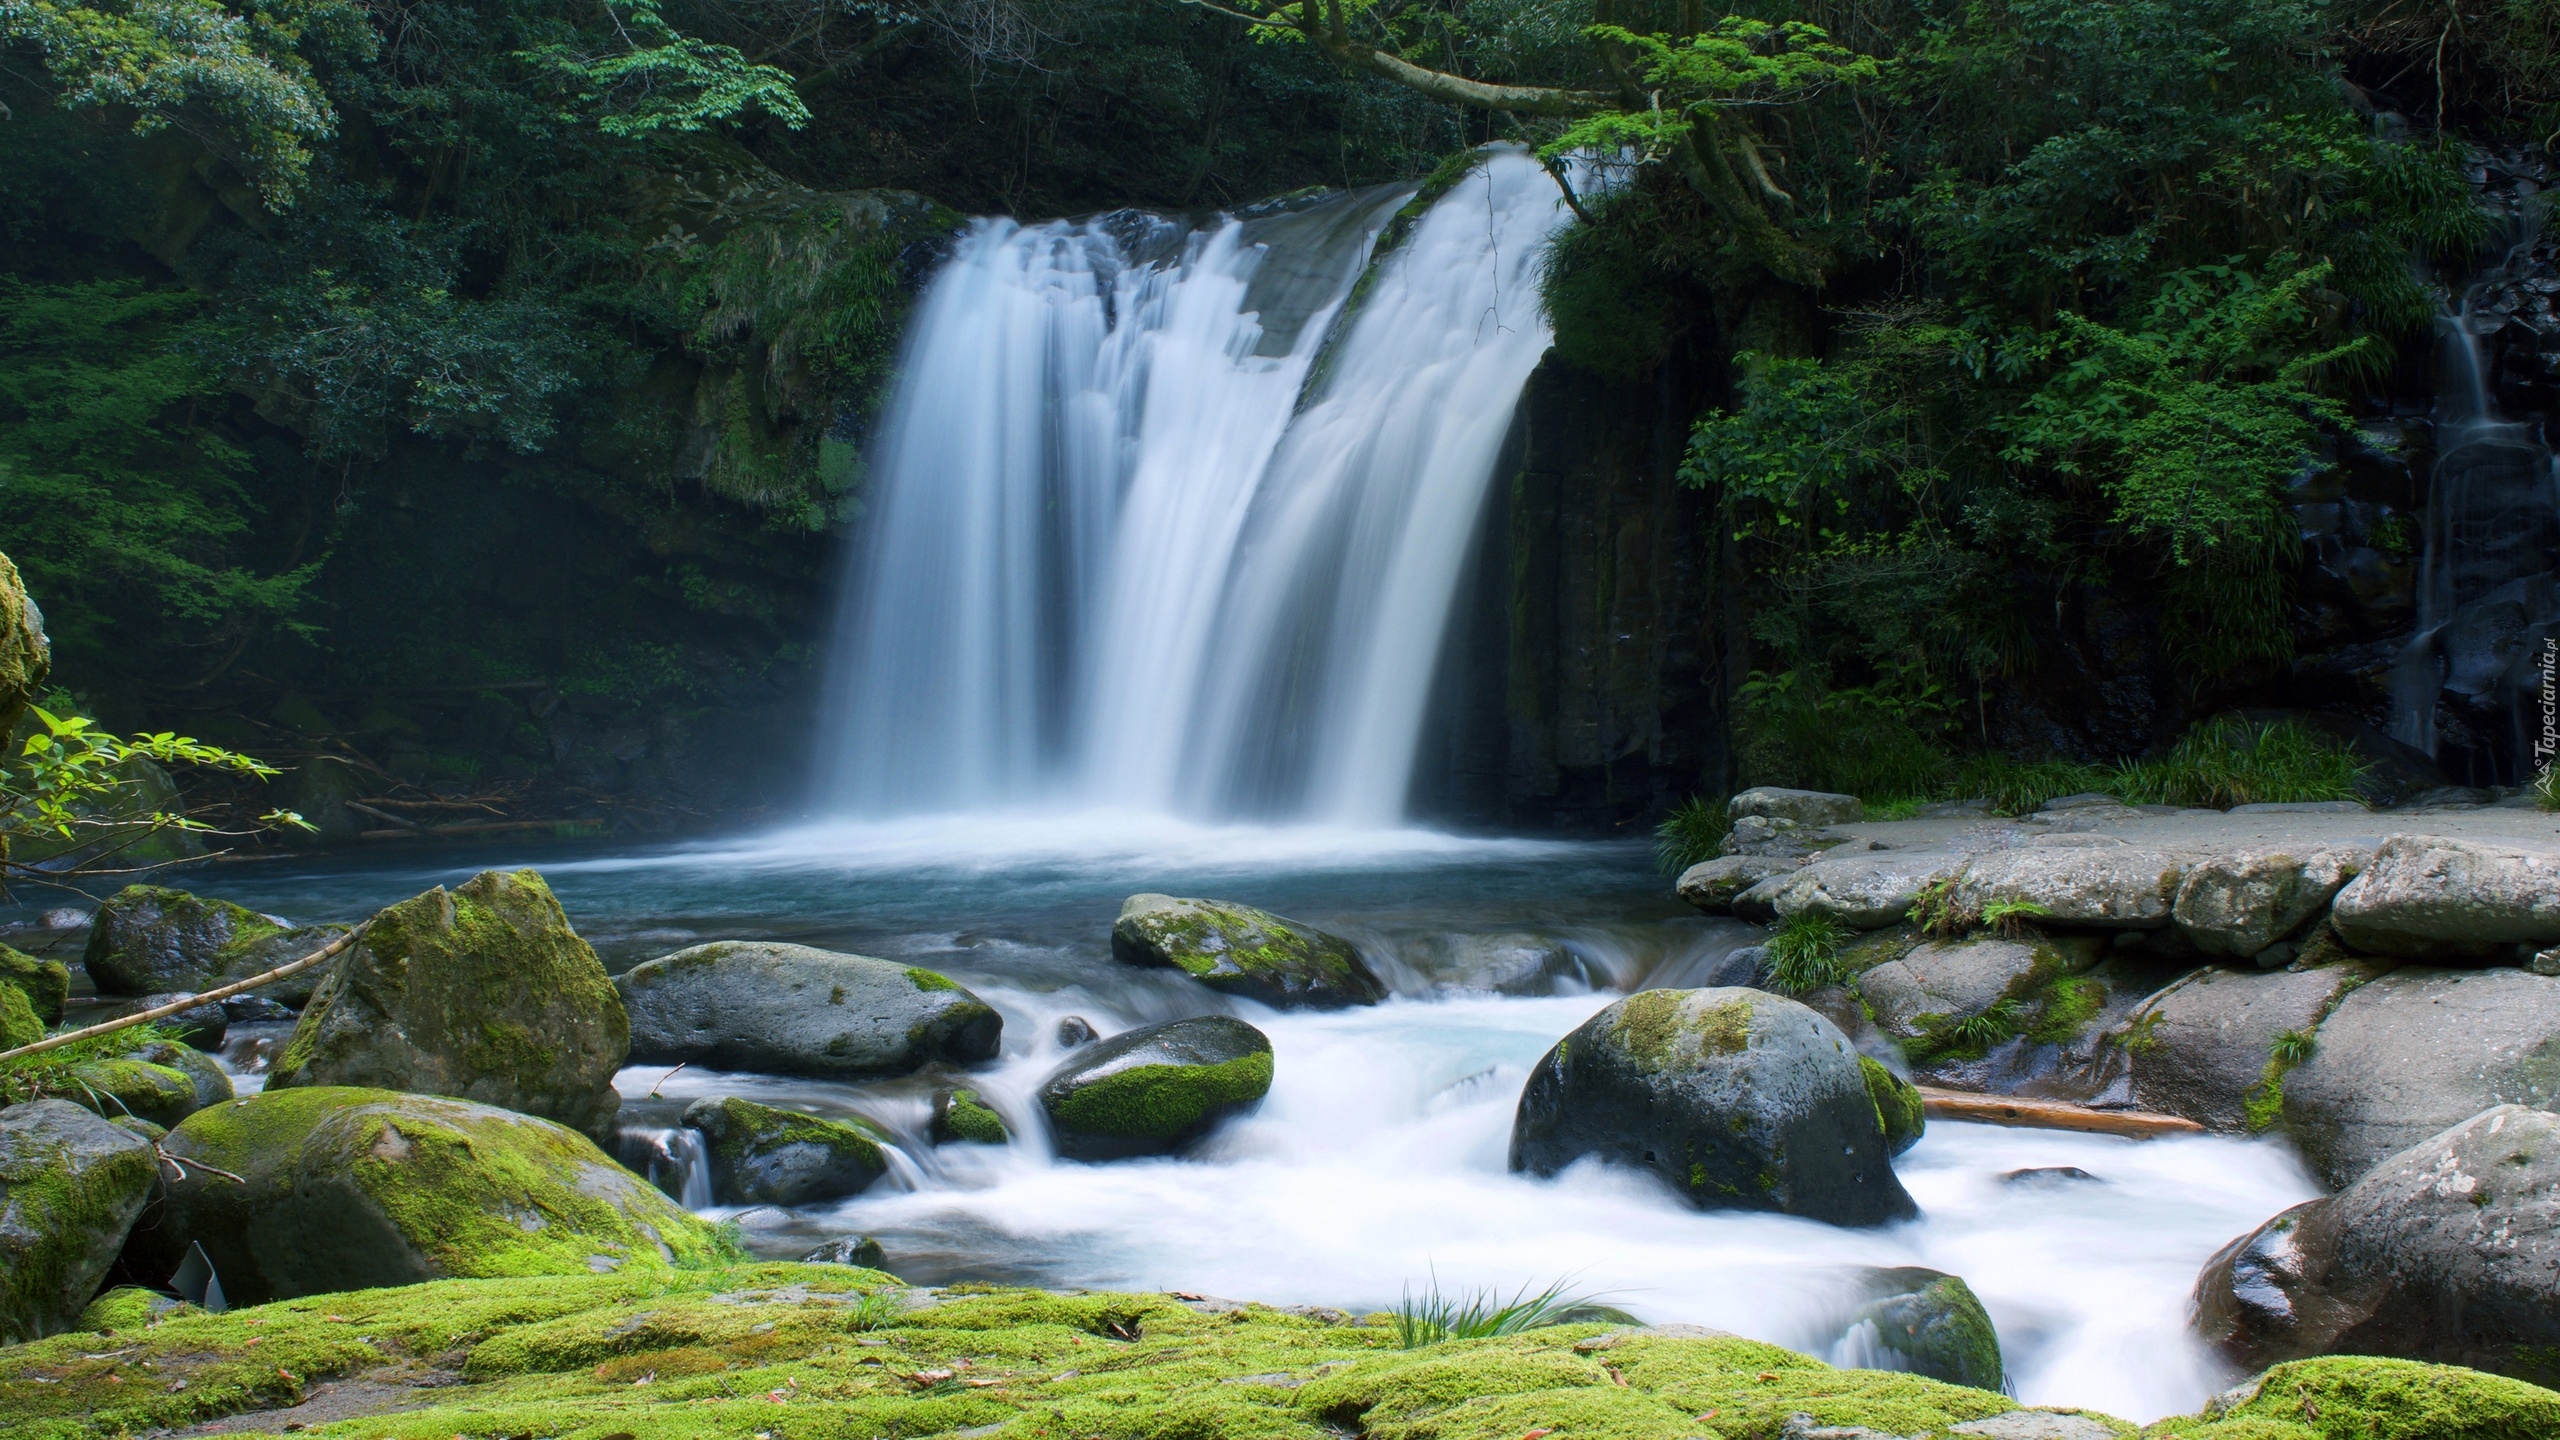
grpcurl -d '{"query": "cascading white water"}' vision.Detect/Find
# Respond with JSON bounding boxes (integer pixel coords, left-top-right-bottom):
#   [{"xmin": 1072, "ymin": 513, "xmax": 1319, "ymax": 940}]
[{"xmin": 819, "ymin": 148, "xmax": 1580, "ymax": 822}]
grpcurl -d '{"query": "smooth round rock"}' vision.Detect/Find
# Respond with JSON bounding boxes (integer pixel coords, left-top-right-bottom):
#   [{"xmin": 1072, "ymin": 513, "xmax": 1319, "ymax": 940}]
[
  {"xmin": 81, "ymin": 885, "xmax": 347, "ymax": 1003},
  {"xmin": 681, "ymin": 1095, "xmax": 890, "ymax": 1206},
  {"xmin": 1111, "ymin": 895, "xmax": 1385, "ymax": 1008},
  {"xmin": 1840, "ymin": 1267, "xmax": 2003, "ymax": 1390},
  {"xmin": 1037, "ymin": 1015, "xmax": 1274, "ymax": 1161},
  {"xmin": 620, "ymin": 941, "xmax": 999, "ymax": 1079},
  {"xmin": 0, "ymin": 1099, "xmax": 156, "ymax": 1343}
]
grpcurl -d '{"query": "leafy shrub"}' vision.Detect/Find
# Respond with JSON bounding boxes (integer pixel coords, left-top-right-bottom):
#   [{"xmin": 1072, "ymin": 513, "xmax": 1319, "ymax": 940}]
[
  {"xmin": 2111, "ymin": 718, "xmax": 2369, "ymax": 809},
  {"xmin": 1907, "ymin": 877, "xmax": 1970, "ymax": 938},
  {"xmin": 1733, "ymin": 670, "xmax": 1952, "ymax": 804},
  {"xmin": 1764, "ymin": 912, "xmax": 1849, "ymax": 993},
  {"xmin": 1948, "ymin": 754, "xmax": 2112, "ymax": 816},
  {"xmin": 1655, "ymin": 795, "xmax": 1730, "ymax": 873}
]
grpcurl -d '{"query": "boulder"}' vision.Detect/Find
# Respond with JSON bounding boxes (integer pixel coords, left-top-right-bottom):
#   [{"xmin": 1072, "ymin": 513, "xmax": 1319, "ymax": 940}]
[
  {"xmin": 1948, "ymin": 848, "xmax": 2187, "ymax": 929},
  {"xmin": 1409, "ymin": 932, "xmax": 1593, "ymax": 995},
  {"xmin": 1508, "ymin": 988, "xmax": 1917, "ymax": 1226},
  {"xmin": 931, "ymin": 1087, "xmax": 1010, "ymax": 1145},
  {"xmin": 1037, "ymin": 1015, "xmax": 1273, "ymax": 1160},
  {"xmin": 1677, "ymin": 855, "xmax": 1799, "ymax": 913},
  {"xmin": 1861, "ymin": 1057, "xmax": 1925, "ymax": 1156},
  {"xmin": 1730, "ymin": 787, "xmax": 1864, "ymax": 827},
  {"xmin": 135, "ymin": 1087, "xmax": 727, "ymax": 1306},
  {"xmin": 2172, "ymin": 1355, "xmax": 2560, "ymax": 1440},
  {"xmin": 2330, "ymin": 836, "xmax": 2560, "ymax": 959},
  {"xmin": 2279, "ymin": 967, "xmax": 2560, "ymax": 1188},
  {"xmin": 1765, "ymin": 851, "xmax": 1971, "ymax": 931},
  {"xmin": 106, "ymin": 992, "xmax": 225, "ymax": 1050},
  {"xmin": 0, "ymin": 1099, "xmax": 156, "ymax": 1342},
  {"xmin": 1056, "ymin": 1015, "xmax": 1099, "ymax": 1048},
  {"xmin": 619, "ymin": 941, "xmax": 1000, "ymax": 1078},
  {"xmin": 2172, "ymin": 845, "xmax": 2370, "ymax": 957},
  {"xmin": 0, "ymin": 944, "xmax": 69, "ymax": 1025},
  {"xmin": 1720, "ymin": 814, "xmax": 1819, "ymax": 859},
  {"xmin": 803, "ymin": 1236, "xmax": 888, "ymax": 1269},
  {"xmin": 680, "ymin": 1096, "xmax": 891, "ymax": 1206},
  {"xmin": 81, "ymin": 886, "xmax": 349, "ymax": 1003},
  {"xmin": 268, "ymin": 870, "xmax": 626, "ymax": 1134},
  {"xmin": 1857, "ymin": 937, "xmax": 2060, "ymax": 1043},
  {"xmin": 2195, "ymin": 1106, "xmax": 2560, "ymax": 1383},
  {"xmin": 62, "ymin": 1051, "xmax": 223, "ymax": 1129},
  {"xmin": 1110, "ymin": 895, "xmax": 1385, "ymax": 1008},
  {"xmin": 0, "ymin": 983, "xmax": 37, "ymax": 1048},
  {"xmin": 1837, "ymin": 1267, "xmax": 2002, "ymax": 1390},
  {"xmin": 2126, "ymin": 962, "xmax": 2385, "ymax": 1132},
  {"xmin": 0, "ymin": 548, "xmax": 50, "ymax": 737}
]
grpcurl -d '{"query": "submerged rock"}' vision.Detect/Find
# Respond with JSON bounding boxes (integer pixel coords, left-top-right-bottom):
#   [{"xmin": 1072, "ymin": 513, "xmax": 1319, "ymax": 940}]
[
  {"xmin": 2196, "ymin": 1106, "xmax": 2560, "ymax": 1383},
  {"xmin": 1840, "ymin": 1267, "xmax": 2003, "ymax": 1391},
  {"xmin": 82, "ymin": 885, "xmax": 349, "ymax": 1003},
  {"xmin": 803, "ymin": 1236, "xmax": 888, "ymax": 1269},
  {"xmin": 0, "ymin": 944, "xmax": 69, "ymax": 1025},
  {"xmin": 621, "ymin": 941, "xmax": 999, "ymax": 1079},
  {"xmin": 1508, "ymin": 987, "xmax": 1918, "ymax": 1226},
  {"xmin": 137, "ymin": 1087, "xmax": 727, "ymax": 1305},
  {"xmin": 681, "ymin": 1096, "xmax": 890, "ymax": 1206},
  {"xmin": 931, "ymin": 1087, "xmax": 1010, "ymax": 1145},
  {"xmin": 267, "ymin": 869, "xmax": 627, "ymax": 1135},
  {"xmin": 1110, "ymin": 895, "xmax": 1385, "ymax": 1008},
  {"xmin": 1037, "ymin": 1015, "xmax": 1274, "ymax": 1160},
  {"xmin": 2172, "ymin": 845, "xmax": 2369, "ymax": 957},
  {"xmin": 1056, "ymin": 1015, "xmax": 1099, "ymax": 1048},
  {"xmin": 0, "ymin": 1099, "xmax": 157, "ymax": 1342},
  {"xmin": 2329, "ymin": 836, "xmax": 2560, "ymax": 959}
]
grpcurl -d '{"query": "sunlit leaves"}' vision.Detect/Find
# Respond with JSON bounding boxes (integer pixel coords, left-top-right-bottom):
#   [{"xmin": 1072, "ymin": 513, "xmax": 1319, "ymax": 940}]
[{"xmin": 520, "ymin": 0, "xmax": 813, "ymax": 136}]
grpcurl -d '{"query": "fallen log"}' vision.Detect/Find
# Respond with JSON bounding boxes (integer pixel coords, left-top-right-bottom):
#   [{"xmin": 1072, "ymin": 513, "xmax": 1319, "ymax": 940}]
[{"xmin": 1917, "ymin": 1086, "xmax": 2205, "ymax": 1140}]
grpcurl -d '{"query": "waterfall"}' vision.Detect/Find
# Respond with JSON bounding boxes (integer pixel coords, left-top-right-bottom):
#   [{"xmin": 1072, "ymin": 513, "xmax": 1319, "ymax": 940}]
[
  {"xmin": 817, "ymin": 147, "xmax": 1580, "ymax": 823},
  {"xmin": 2387, "ymin": 219, "xmax": 2560, "ymax": 777}
]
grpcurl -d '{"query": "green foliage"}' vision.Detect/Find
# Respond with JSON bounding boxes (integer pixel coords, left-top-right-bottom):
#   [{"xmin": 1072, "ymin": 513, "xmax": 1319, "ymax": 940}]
[
  {"xmin": 1764, "ymin": 910, "xmax": 1848, "ymax": 993},
  {"xmin": 1545, "ymin": 20, "xmax": 1879, "ymax": 164},
  {"xmin": 2111, "ymin": 718, "xmax": 2370, "ymax": 808},
  {"xmin": 1979, "ymin": 898, "xmax": 2049, "ymax": 939},
  {"xmin": 520, "ymin": 0, "xmax": 811, "ymax": 138},
  {"xmin": 6, "ymin": 705, "xmax": 307, "ymax": 882},
  {"xmin": 1950, "ymin": 755, "xmax": 2112, "ymax": 816},
  {"xmin": 1912, "ymin": 999, "xmax": 2029, "ymax": 1062},
  {"xmin": 1732, "ymin": 668, "xmax": 1953, "ymax": 802},
  {"xmin": 1907, "ymin": 878, "xmax": 1968, "ymax": 938},
  {"xmin": 0, "ymin": 1020, "xmax": 176, "ymax": 1105},
  {"xmin": 1391, "ymin": 1275, "xmax": 1592, "ymax": 1348},
  {"xmin": 1654, "ymin": 794, "xmax": 1728, "ymax": 873}
]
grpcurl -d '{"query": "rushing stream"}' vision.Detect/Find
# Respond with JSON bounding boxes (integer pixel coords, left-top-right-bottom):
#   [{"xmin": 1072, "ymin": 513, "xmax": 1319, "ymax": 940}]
[{"xmin": 151, "ymin": 819, "xmax": 2319, "ymax": 1423}]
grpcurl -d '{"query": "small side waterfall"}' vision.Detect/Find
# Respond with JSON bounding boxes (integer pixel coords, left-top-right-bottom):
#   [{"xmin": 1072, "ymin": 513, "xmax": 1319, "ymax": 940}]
[
  {"xmin": 818, "ymin": 148, "xmax": 1581, "ymax": 823},
  {"xmin": 2387, "ymin": 216, "xmax": 2560, "ymax": 778}
]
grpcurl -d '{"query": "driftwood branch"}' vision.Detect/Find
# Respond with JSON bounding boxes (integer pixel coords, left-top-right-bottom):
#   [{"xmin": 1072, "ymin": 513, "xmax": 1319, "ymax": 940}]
[
  {"xmin": 0, "ymin": 922, "xmax": 371, "ymax": 1065},
  {"xmin": 1917, "ymin": 1086, "xmax": 2205, "ymax": 1140}
]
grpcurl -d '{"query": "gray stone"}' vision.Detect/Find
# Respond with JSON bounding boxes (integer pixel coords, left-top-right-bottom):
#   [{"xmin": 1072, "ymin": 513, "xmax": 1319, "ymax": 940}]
[
  {"xmin": 1723, "ymin": 814, "xmax": 1818, "ymax": 858},
  {"xmin": 0, "ymin": 1099, "xmax": 157, "ymax": 1342},
  {"xmin": 2279, "ymin": 967, "xmax": 2560, "ymax": 1188},
  {"xmin": 1947, "ymin": 1414, "xmax": 2119, "ymax": 1439},
  {"xmin": 803, "ymin": 1236, "xmax": 887, "ymax": 1269},
  {"xmin": 1038, "ymin": 1015, "xmax": 1274, "ymax": 1161},
  {"xmin": 1858, "ymin": 938, "xmax": 2055, "ymax": 1042},
  {"xmin": 1508, "ymin": 988, "xmax": 1917, "ymax": 1226},
  {"xmin": 107, "ymin": 992, "xmax": 225, "ymax": 1050},
  {"xmin": 1730, "ymin": 787, "xmax": 1864, "ymax": 826},
  {"xmin": 2038, "ymin": 793, "xmax": 2123, "ymax": 812},
  {"xmin": 1679, "ymin": 855, "xmax": 1801, "ymax": 912},
  {"xmin": 620, "ymin": 941, "xmax": 1000, "ymax": 1079},
  {"xmin": 1949, "ymin": 848, "xmax": 2188, "ymax": 929},
  {"xmin": 2329, "ymin": 836, "xmax": 2560, "ymax": 959},
  {"xmin": 82, "ymin": 884, "xmax": 348, "ymax": 1004},
  {"xmin": 1408, "ymin": 932, "xmax": 1593, "ymax": 995},
  {"xmin": 2128, "ymin": 963, "xmax": 2384, "ymax": 1132},
  {"xmin": 2535, "ymin": 947, "xmax": 2560, "ymax": 978},
  {"xmin": 127, "ymin": 1040, "xmax": 235, "ymax": 1117},
  {"xmin": 1840, "ymin": 1267, "xmax": 2004, "ymax": 1390},
  {"xmin": 2228, "ymin": 801, "xmax": 2371, "ymax": 814},
  {"xmin": 2195, "ymin": 1105, "xmax": 2560, "ymax": 1381},
  {"xmin": 680, "ymin": 1096, "xmax": 890, "ymax": 1206},
  {"xmin": 269, "ymin": 869, "xmax": 627, "ymax": 1135},
  {"xmin": 1768, "ymin": 851, "xmax": 1971, "ymax": 931},
  {"xmin": 2172, "ymin": 846, "xmax": 2371, "ymax": 957},
  {"xmin": 1111, "ymin": 895, "xmax": 1384, "ymax": 1008}
]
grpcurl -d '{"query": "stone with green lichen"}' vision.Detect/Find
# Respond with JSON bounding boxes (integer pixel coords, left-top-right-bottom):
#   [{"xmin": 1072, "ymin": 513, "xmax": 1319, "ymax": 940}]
[
  {"xmin": 619, "ymin": 940, "xmax": 1000, "ymax": 1078},
  {"xmin": 1860, "ymin": 1054, "xmax": 1926, "ymax": 1156},
  {"xmin": 1843, "ymin": 1266, "xmax": 2004, "ymax": 1391},
  {"xmin": 0, "ymin": 944, "xmax": 69, "ymax": 1025},
  {"xmin": 1509, "ymin": 987, "xmax": 1917, "ymax": 1225},
  {"xmin": 1038, "ymin": 1014, "xmax": 1273, "ymax": 1160},
  {"xmin": 81, "ymin": 885, "xmax": 350, "ymax": 1004},
  {"xmin": 0, "ymin": 548, "xmax": 50, "ymax": 740},
  {"xmin": 680, "ymin": 1094, "xmax": 889, "ymax": 1205},
  {"xmin": 267, "ymin": 869, "xmax": 626, "ymax": 1135},
  {"xmin": 62, "ymin": 1056, "xmax": 208, "ymax": 1128},
  {"xmin": 932, "ymin": 1086, "xmax": 1010, "ymax": 1145},
  {"xmin": 1113, "ymin": 894, "xmax": 1386, "ymax": 1009},
  {"xmin": 128, "ymin": 1086, "xmax": 731, "ymax": 1307},
  {"xmin": 2151, "ymin": 1354, "xmax": 2560, "ymax": 1439},
  {"xmin": 0, "ymin": 1098, "xmax": 157, "ymax": 1343},
  {"xmin": 0, "ymin": 983, "xmax": 37, "ymax": 1049}
]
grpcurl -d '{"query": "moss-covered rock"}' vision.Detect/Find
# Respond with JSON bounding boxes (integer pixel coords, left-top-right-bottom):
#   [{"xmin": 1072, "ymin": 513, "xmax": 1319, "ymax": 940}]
[
  {"xmin": 1038, "ymin": 1015, "xmax": 1274, "ymax": 1160},
  {"xmin": 80, "ymin": 885, "xmax": 349, "ymax": 1003},
  {"xmin": 0, "ymin": 1098, "xmax": 157, "ymax": 1342},
  {"xmin": 268, "ymin": 869, "xmax": 626, "ymax": 1134},
  {"xmin": 1861, "ymin": 1054, "xmax": 1926, "ymax": 1156},
  {"xmin": 71, "ymin": 1285, "xmax": 166, "ymax": 1335},
  {"xmin": 131, "ymin": 1087, "xmax": 731, "ymax": 1306},
  {"xmin": 103, "ymin": 992, "xmax": 225, "ymax": 1050},
  {"xmin": 2148, "ymin": 1355, "xmax": 2560, "ymax": 1439},
  {"xmin": 0, "ymin": 944, "xmax": 69, "ymax": 1026},
  {"xmin": 0, "ymin": 548, "xmax": 51, "ymax": 740},
  {"xmin": 1112, "ymin": 894, "xmax": 1387, "ymax": 1008},
  {"xmin": 0, "ymin": 982, "xmax": 38, "ymax": 1049},
  {"xmin": 61, "ymin": 1057, "xmax": 207, "ymax": 1128},
  {"xmin": 620, "ymin": 940, "xmax": 1000, "ymax": 1078},
  {"xmin": 680, "ymin": 1095, "xmax": 890, "ymax": 1205},
  {"xmin": 932, "ymin": 1086, "xmax": 1010, "ymax": 1145},
  {"xmin": 1509, "ymin": 987, "xmax": 1918, "ymax": 1226},
  {"xmin": 1841, "ymin": 1267, "xmax": 2003, "ymax": 1391}
]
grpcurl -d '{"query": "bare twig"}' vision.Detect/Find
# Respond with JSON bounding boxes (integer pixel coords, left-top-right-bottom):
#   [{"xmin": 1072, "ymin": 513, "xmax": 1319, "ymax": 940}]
[{"xmin": 0, "ymin": 923, "xmax": 371, "ymax": 1065}]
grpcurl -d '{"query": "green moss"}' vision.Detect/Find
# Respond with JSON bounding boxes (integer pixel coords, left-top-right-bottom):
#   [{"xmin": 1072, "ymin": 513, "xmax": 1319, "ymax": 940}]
[
  {"xmin": 0, "ymin": 945, "xmax": 69, "ymax": 1025},
  {"xmin": 691, "ymin": 1095, "xmax": 887, "ymax": 1171},
  {"xmin": 61, "ymin": 1058, "xmax": 199, "ymax": 1127},
  {"xmin": 1051, "ymin": 1052, "xmax": 1274, "ymax": 1142},
  {"xmin": 1613, "ymin": 991, "xmax": 1754, "ymax": 1075},
  {"xmin": 1838, "ymin": 923, "xmax": 1924, "ymax": 975},
  {"xmin": 0, "ymin": 983, "xmax": 38, "ymax": 1049},
  {"xmin": 0, "ymin": 1105, "xmax": 158, "ymax": 1345},
  {"xmin": 73, "ymin": 1287, "xmax": 160, "ymax": 1334},
  {"xmin": 904, "ymin": 966, "xmax": 961, "ymax": 993},
  {"xmin": 2144, "ymin": 1356, "xmax": 2560, "ymax": 1440},
  {"xmin": 936, "ymin": 1088, "xmax": 1010, "ymax": 1145},
  {"xmin": 1859, "ymin": 1055, "xmax": 1926, "ymax": 1153}
]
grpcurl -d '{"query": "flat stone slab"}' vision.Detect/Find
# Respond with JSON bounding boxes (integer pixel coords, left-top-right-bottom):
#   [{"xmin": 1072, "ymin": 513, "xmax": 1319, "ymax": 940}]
[{"xmin": 2127, "ymin": 962, "xmax": 2382, "ymax": 1131}]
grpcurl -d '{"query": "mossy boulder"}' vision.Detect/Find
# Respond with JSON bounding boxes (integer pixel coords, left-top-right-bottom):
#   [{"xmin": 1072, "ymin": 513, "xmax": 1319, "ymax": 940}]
[
  {"xmin": 0, "ymin": 982, "xmax": 38, "ymax": 1049},
  {"xmin": 2153, "ymin": 1355, "xmax": 2560, "ymax": 1439},
  {"xmin": 62, "ymin": 1054, "xmax": 217, "ymax": 1129},
  {"xmin": 1037, "ymin": 1014, "xmax": 1274, "ymax": 1160},
  {"xmin": 0, "ymin": 548, "xmax": 50, "ymax": 740},
  {"xmin": 267, "ymin": 869, "xmax": 626, "ymax": 1135},
  {"xmin": 0, "ymin": 1098, "xmax": 157, "ymax": 1342},
  {"xmin": 1860, "ymin": 1055, "xmax": 1926, "ymax": 1156},
  {"xmin": 81, "ymin": 885, "xmax": 349, "ymax": 1003},
  {"xmin": 105, "ymin": 991, "xmax": 226, "ymax": 1050},
  {"xmin": 1839, "ymin": 1267, "xmax": 2003, "ymax": 1391},
  {"xmin": 1508, "ymin": 987, "xmax": 1919, "ymax": 1226},
  {"xmin": 680, "ymin": 1095, "xmax": 890, "ymax": 1205},
  {"xmin": 619, "ymin": 940, "xmax": 1000, "ymax": 1078},
  {"xmin": 132, "ymin": 1087, "xmax": 730, "ymax": 1306},
  {"xmin": 1112, "ymin": 894, "xmax": 1386, "ymax": 1009},
  {"xmin": 0, "ymin": 944, "xmax": 69, "ymax": 1025},
  {"xmin": 932, "ymin": 1087, "xmax": 1010, "ymax": 1145}
]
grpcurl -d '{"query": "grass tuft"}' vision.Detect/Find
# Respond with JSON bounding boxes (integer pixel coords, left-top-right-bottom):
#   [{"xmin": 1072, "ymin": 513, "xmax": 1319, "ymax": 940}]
[
  {"xmin": 1764, "ymin": 912, "xmax": 1849, "ymax": 993},
  {"xmin": 2110, "ymin": 718, "xmax": 2368, "ymax": 809},
  {"xmin": 1655, "ymin": 795, "xmax": 1729, "ymax": 873},
  {"xmin": 0, "ymin": 1020, "xmax": 179, "ymax": 1109},
  {"xmin": 1392, "ymin": 1275, "xmax": 1596, "ymax": 1348},
  {"xmin": 1978, "ymin": 898, "xmax": 2049, "ymax": 939}
]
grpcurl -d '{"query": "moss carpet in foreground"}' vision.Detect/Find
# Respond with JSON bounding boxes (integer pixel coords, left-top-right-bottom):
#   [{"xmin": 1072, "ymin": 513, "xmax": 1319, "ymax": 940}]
[{"xmin": 2, "ymin": 1265, "xmax": 2554, "ymax": 1440}]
